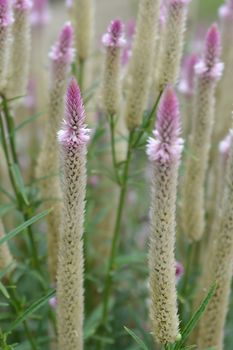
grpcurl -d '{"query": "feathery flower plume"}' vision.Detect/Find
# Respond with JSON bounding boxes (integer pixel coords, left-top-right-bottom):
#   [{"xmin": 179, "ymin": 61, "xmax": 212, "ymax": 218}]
[
  {"xmin": 157, "ymin": 0, "xmax": 190, "ymax": 91},
  {"xmin": 125, "ymin": 0, "xmax": 160, "ymax": 130},
  {"xmin": 57, "ymin": 78, "xmax": 89, "ymax": 350},
  {"xmin": 37, "ymin": 22, "xmax": 74, "ymax": 281},
  {"xmin": 30, "ymin": 0, "xmax": 49, "ymax": 27},
  {"xmin": 179, "ymin": 54, "xmax": 198, "ymax": 136},
  {"xmin": 73, "ymin": 0, "xmax": 95, "ymax": 62},
  {"xmin": 181, "ymin": 24, "xmax": 223, "ymax": 241},
  {"xmin": 179, "ymin": 54, "xmax": 198, "ymax": 97},
  {"xmin": 147, "ymin": 86, "xmax": 183, "ymax": 344},
  {"xmin": 197, "ymin": 126, "xmax": 233, "ymax": 349},
  {"xmin": 212, "ymin": 0, "xmax": 233, "ymax": 144},
  {"xmin": 0, "ymin": 0, "xmax": 13, "ymax": 90},
  {"xmin": 6, "ymin": 0, "xmax": 31, "ymax": 100},
  {"xmin": 101, "ymin": 19, "xmax": 125, "ymax": 117},
  {"xmin": 0, "ymin": 220, "xmax": 13, "ymax": 271},
  {"xmin": 121, "ymin": 19, "xmax": 135, "ymax": 66}
]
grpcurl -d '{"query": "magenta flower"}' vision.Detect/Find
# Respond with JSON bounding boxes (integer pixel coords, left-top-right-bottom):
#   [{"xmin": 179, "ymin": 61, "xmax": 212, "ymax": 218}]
[
  {"xmin": 58, "ymin": 78, "xmax": 90, "ymax": 147},
  {"xmin": 13, "ymin": 0, "xmax": 31, "ymax": 10},
  {"xmin": 102, "ymin": 19, "xmax": 126, "ymax": 48},
  {"xmin": 121, "ymin": 19, "xmax": 135, "ymax": 66},
  {"xmin": 147, "ymin": 86, "xmax": 183, "ymax": 163},
  {"xmin": 30, "ymin": 0, "xmax": 49, "ymax": 26},
  {"xmin": 219, "ymin": 131, "xmax": 233, "ymax": 164},
  {"xmin": 175, "ymin": 261, "xmax": 184, "ymax": 282},
  {"xmin": 195, "ymin": 23, "xmax": 223, "ymax": 79},
  {"xmin": 49, "ymin": 22, "xmax": 74, "ymax": 64},
  {"xmin": 0, "ymin": 0, "xmax": 13, "ymax": 26},
  {"xmin": 179, "ymin": 54, "xmax": 198, "ymax": 96},
  {"xmin": 49, "ymin": 296, "xmax": 57, "ymax": 309},
  {"xmin": 219, "ymin": 0, "xmax": 233, "ymax": 20}
]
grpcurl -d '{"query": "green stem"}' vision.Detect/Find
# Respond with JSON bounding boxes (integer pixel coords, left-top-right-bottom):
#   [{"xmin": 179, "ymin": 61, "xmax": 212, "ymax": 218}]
[
  {"xmin": 109, "ymin": 114, "xmax": 120, "ymax": 184},
  {"xmin": 98, "ymin": 131, "xmax": 134, "ymax": 350},
  {"xmin": 8, "ymin": 285, "xmax": 38, "ymax": 350},
  {"xmin": 1, "ymin": 96, "xmax": 18, "ymax": 164},
  {"xmin": 132, "ymin": 90, "xmax": 163, "ymax": 148},
  {"xmin": 0, "ymin": 113, "xmax": 21, "ymax": 204}
]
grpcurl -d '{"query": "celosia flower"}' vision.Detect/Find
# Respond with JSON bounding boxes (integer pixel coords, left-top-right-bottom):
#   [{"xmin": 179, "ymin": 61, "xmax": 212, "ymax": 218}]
[
  {"xmin": 49, "ymin": 296, "xmax": 57, "ymax": 309},
  {"xmin": 175, "ymin": 261, "xmax": 184, "ymax": 282},
  {"xmin": 197, "ymin": 125, "xmax": 233, "ymax": 349},
  {"xmin": 57, "ymin": 78, "xmax": 89, "ymax": 350},
  {"xmin": 213, "ymin": 1, "xmax": 233, "ymax": 144},
  {"xmin": 147, "ymin": 86, "xmax": 183, "ymax": 344},
  {"xmin": 125, "ymin": 0, "xmax": 160, "ymax": 130},
  {"xmin": 181, "ymin": 24, "xmax": 223, "ymax": 241},
  {"xmin": 30, "ymin": 0, "xmax": 49, "ymax": 27},
  {"xmin": 219, "ymin": 131, "xmax": 233, "ymax": 164},
  {"xmin": 73, "ymin": 0, "xmax": 95, "ymax": 62},
  {"xmin": 147, "ymin": 86, "xmax": 183, "ymax": 163},
  {"xmin": 6, "ymin": 0, "xmax": 32, "ymax": 100},
  {"xmin": 179, "ymin": 54, "xmax": 198, "ymax": 96},
  {"xmin": 0, "ymin": 0, "xmax": 13, "ymax": 90},
  {"xmin": 101, "ymin": 19, "xmax": 125, "ymax": 116},
  {"xmin": 58, "ymin": 79, "xmax": 89, "ymax": 146},
  {"xmin": 121, "ymin": 19, "xmax": 135, "ymax": 66},
  {"xmin": 157, "ymin": 0, "xmax": 190, "ymax": 90},
  {"xmin": 36, "ymin": 22, "xmax": 74, "ymax": 281}
]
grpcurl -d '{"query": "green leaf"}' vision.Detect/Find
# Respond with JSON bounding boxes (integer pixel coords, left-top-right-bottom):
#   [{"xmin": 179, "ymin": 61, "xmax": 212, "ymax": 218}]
[
  {"xmin": 14, "ymin": 112, "xmax": 43, "ymax": 133},
  {"xmin": 8, "ymin": 289, "xmax": 55, "ymax": 331},
  {"xmin": 124, "ymin": 327, "xmax": 149, "ymax": 350},
  {"xmin": 0, "ymin": 208, "xmax": 52, "ymax": 245},
  {"xmin": 11, "ymin": 163, "xmax": 29, "ymax": 205},
  {"xmin": 174, "ymin": 284, "xmax": 216, "ymax": 350},
  {"xmin": 0, "ymin": 280, "xmax": 10, "ymax": 299},
  {"xmin": 0, "ymin": 186, "xmax": 15, "ymax": 202}
]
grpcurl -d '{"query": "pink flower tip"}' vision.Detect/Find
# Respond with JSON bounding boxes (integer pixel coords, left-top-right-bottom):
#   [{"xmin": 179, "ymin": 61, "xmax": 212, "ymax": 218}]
[
  {"xmin": 170, "ymin": 0, "xmax": 190, "ymax": 7},
  {"xmin": 179, "ymin": 54, "xmax": 198, "ymax": 96},
  {"xmin": 13, "ymin": 0, "xmax": 32, "ymax": 10},
  {"xmin": 219, "ymin": 0, "xmax": 233, "ymax": 20},
  {"xmin": 204, "ymin": 23, "xmax": 221, "ymax": 68},
  {"xmin": 219, "ymin": 131, "xmax": 233, "ymax": 160},
  {"xmin": 49, "ymin": 22, "xmax": 74, "ymax": 64},
  {"xmin": 0, "ymin": 0, "xmax": 13, "ymax": 26},
  {"xmin": 30, "ymin": 0, "xmax": 50, "ymax": 26},
  {"xmin": 147, "ymin": 86, "xmax": 184, "ymax": 163},
  {"xmin": 49, "ymin": 296, "xmax": 57, "ymax": 308},
  {"xmin": 102, "ymin": 19, "xmax": 126, "ymax": 48},
  {"xmin": 175, "ymin": 261, "xmax": 184, "ymax": 282},
  {"xmin": 195, "ymin": 23, "xmax": 223, "ymax": 79},
  {"xmin": 58, "ymin": 78, "xmax": 90, "ymax": 148}
]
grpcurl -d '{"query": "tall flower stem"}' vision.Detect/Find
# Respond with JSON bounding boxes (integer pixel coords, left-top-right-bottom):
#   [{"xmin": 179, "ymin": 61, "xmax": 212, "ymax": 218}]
[
  {"xmin": 0, "ymin": 99, "xmax": 41, "ymax": 272},
  {"xmin": 109, "ymin": 114, "xmax": 120, "ymax": 184},
  {"xmin": 98, "ymin": 130, "xmax": 134, "ymax": 350}
]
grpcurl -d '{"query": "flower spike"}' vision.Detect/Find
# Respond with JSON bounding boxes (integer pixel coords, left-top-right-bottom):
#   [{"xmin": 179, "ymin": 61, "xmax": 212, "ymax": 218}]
[
  {"xmin": 58, "ymin": 78, "xmax": 90, "ymax": 147},
  {"xmin": 147, "ymin": 86, "xmax": 183, "ymax": 163}
]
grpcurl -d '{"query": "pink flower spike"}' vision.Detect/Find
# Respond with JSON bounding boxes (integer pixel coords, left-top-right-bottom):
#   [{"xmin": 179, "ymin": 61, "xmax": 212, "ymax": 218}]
[
  {"xmin": 49, "ymin": 296, "xmax": 57, "ymax": 309},
  {"xmin": 58, "ymin": 78, "xmax": 90, "ymax": 148},
  {"xmin": 179, "ymin": 54, "xmax": 198, "ymax": 96},
  {"xmin": 204, "ymin": 23, "xmax": 221, "ymax": 70},
  {"xmin": 49, "ymin": 22, "xmax": 74, "ymax": 64},
  {"xmin": 13, "ymin": 0, "xmax": 32, "ymax": 10},
  {"xmin": 219, "ymin": 131, "xmax": 233, "ymax": 162},
  {"xmin": 102, "ymin": 19, "xmax": 126, "ymax": 48},
  {"xmin": 147, "ymin": 86, "xmax": 183, "ymax": 163},
  {"xmin": 30, "ymin": 0, "xmax": 50, "ymax": 26},
  {"xmin": 0, "ymin": 0, "xmax": 13, "ymax": 26},
  {"xmin": 175, "ymin": 261, "xmax": 184, "ymax": 282}
]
